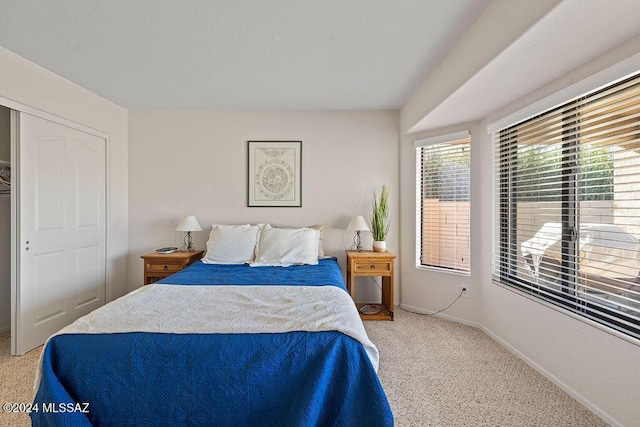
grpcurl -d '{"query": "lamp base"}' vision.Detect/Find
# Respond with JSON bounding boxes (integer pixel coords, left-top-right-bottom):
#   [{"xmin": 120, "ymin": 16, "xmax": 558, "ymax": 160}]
[
  {"xmin": 180, "ymin": 231, "xmax": 196, "ymax": 252},
  {"xmin": 350, "ymin": 231, "xmax": 363, "ymax": 252}
]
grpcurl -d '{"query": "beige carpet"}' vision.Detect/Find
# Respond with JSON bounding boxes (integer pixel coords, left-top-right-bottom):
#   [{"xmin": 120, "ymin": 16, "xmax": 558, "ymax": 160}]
[
  {"xmin": 0, "ymin": 333, "xmax": 39, "ymax": 427},
  {"xmin": 0, "ymin": 310, "xmax": 607, "ymax": 426},
  {"xmin": 365, "ymin": 309, "xmax": 607, "ymax": 427}
]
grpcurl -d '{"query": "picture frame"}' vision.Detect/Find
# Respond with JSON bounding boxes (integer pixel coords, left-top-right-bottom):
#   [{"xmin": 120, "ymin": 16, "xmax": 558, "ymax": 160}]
[{"xmin": 247, "ymin": 141, "xmax": 302, "ymax": 207}]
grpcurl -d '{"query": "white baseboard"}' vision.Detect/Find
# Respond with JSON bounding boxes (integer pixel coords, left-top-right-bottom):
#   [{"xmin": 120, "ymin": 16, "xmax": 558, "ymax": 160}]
[
  {"xmin": 0, "ymin": 325, "xmax": 9, "ymax": 334},
  {"xmin": 480, "ymin": 325, "xmax": 620, "ymax": 427}
]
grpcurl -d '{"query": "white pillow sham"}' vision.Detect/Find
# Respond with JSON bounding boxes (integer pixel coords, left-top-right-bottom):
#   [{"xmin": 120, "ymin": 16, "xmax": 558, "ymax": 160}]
[
  {"xmin": 267, "ymin": 224, "xmax": 325, "ymax": 258},
  {"xmin": 202, "ymin": 224, "xmax": 262, "ymax": 264},
  {"xmin": 309, "ymin": 224, "xmax": 325, "ymax": 258},
  {"xmin": 250, "ymin": 227, "xmax": 320, "ymax": 267}
]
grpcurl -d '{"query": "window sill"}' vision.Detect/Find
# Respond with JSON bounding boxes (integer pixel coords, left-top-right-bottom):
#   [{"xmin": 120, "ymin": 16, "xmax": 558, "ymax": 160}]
[{"xmin": 416, "ymin": 264, "xmax": 470, "ymax": 277}]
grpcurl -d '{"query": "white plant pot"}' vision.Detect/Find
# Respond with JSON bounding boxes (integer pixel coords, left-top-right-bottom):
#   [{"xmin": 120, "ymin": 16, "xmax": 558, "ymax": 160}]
[{"xmin": 372, "ymin": 241, "xmax": 386, "ymax": 252}]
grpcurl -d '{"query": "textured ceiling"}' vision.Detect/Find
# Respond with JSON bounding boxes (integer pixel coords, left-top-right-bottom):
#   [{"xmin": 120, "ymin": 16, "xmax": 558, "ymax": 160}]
[{"xmin": 0, "ymin": 0, "xmax": 489, "ymax": 110}]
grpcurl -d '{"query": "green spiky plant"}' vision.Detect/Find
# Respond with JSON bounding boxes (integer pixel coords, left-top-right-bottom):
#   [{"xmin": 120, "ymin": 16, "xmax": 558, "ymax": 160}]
[{"xmin": 371, "ymin": 185, "xmax": 390, "ymax": 241}]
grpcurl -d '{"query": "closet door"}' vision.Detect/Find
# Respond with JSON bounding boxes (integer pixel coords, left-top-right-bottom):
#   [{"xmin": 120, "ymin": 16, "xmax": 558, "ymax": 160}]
[{"xmin": 14, "ymin": 113, "xmax": 106, "ymax": 355}]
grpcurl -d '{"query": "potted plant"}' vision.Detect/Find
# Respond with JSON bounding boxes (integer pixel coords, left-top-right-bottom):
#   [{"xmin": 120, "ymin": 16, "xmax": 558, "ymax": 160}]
[{"xmin": 371, "ymin": 185, "xmax": 390, "ymax": 252}]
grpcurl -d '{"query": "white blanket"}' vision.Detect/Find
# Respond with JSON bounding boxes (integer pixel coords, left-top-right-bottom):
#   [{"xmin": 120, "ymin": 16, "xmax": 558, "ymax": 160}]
[{"xmin": 36, "ymin": 284, "xmax": 379, "ymax": 388}]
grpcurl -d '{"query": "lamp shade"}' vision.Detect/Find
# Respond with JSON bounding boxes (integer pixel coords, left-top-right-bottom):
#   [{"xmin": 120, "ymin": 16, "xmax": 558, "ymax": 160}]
[
  {"xmin": 347, "ymin": 215, "xmax": 370, "ymax": 231},
  {"xmin": 176, "ymin": 215, "xmax": 202, "ymax": 232}
]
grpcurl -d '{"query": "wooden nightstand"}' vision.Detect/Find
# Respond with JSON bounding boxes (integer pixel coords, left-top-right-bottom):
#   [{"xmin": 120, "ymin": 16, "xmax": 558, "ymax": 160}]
[
  {"xmin": 141, "ymin": 250, "xmax": 204, "ymax": 285},
  {"xmin": 346, "ymin": 250, "xmax": 396, "ymax": 321}
]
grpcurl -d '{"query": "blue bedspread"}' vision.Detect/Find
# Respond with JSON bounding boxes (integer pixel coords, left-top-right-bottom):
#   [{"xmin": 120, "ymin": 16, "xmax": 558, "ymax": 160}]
[
  {"xmin": 156, "ymin": 257, "xmax": 347, "ymax": 290},
  {"xmin": 32, "ymin": 258, "xmax": 393, "ymax": 426}
]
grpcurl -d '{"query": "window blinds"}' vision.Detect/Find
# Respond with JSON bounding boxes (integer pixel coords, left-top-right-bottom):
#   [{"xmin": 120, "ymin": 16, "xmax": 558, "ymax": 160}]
[
  {"xmin": 493, "ymin": 72, "xmax": 640, "ymax": 339},
  {"xmin": 416, "ymin": 132, "xmax": 470, "ymax": 273}
]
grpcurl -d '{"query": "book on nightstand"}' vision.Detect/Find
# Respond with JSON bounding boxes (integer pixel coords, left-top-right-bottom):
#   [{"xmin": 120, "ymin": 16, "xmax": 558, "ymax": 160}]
[{"xmin": 156, "ymin": 247, "xmax": 178, "ymax": 254}]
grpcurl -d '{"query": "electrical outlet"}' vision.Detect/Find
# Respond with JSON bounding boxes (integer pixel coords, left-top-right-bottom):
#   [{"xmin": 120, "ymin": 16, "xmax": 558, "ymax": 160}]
[{"xmin": 460, "ymin": 284, "xmax": 469, "ymax": 297}]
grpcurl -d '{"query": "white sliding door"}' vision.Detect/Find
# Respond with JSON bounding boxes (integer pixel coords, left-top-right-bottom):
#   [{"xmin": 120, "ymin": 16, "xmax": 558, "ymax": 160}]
[{"xmin": 13, "ymin": 113, "xmax": 106, "ymax": 355}]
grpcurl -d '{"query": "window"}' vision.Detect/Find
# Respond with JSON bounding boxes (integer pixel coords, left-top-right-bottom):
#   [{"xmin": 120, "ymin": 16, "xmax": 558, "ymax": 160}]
[
  {"xmin": 416, "ymin": 131, "xmax": 471, "ymax": 273},
  {"xmin": 493, "ymin": 72, "xmax": 640, "ymax": 340}
]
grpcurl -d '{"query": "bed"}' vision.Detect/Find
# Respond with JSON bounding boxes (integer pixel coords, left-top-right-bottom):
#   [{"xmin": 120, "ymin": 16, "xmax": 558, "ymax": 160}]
[{"xmin": 31, "ymin": 255, "xmax": 393, "ymax": 426}]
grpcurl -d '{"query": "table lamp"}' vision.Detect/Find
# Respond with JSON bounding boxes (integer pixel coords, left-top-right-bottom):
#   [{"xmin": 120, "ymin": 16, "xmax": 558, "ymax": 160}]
[
  {"xmin": 176, "ymin": 215, "xmax": 202, "ymax": 251},
  {"xmin": 347, "ymin": 215, "xmax": 370, "ymax": 252}
]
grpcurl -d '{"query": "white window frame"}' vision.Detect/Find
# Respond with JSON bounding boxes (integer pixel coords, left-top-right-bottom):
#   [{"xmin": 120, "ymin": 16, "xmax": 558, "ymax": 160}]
[
  {"xmin": 488, "ymin": 53, "xmax": 640, "ymax": 344},
  {"xmin": 415, "ymin": 130, "xmax": 471, "ymax": 275}
]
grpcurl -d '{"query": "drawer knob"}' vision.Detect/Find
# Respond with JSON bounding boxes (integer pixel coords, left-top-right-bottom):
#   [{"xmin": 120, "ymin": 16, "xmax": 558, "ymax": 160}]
[
  {"xmin": 163, "ymin": 265, "xmax": 168, "ymax": 271},
  {"xmin": 370, "ymin": 264, "xmax": 375, "ymax": 269}
]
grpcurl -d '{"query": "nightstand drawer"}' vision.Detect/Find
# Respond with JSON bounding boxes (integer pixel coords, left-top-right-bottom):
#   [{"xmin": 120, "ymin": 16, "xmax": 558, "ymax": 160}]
[
  {"xmin": 354, "ymin": 261, "xmax": 392, "ymax": 275},
  {"xmin": 146, "ymin": 262, "xmax": 183, "ymax": 273},
  {"xmin": 141, "ymin": 250, "xmax": 204, "ymax": 286}
]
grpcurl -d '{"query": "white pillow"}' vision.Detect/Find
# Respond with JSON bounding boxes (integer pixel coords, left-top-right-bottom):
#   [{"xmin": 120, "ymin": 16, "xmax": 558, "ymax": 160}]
[
  {"xmin": 202, "ymin": 224, "xmax": 262, "ymax": 264},
  {"xmin": 250, "ymin": 227, "xmax": 320, "ymax": 267},
  {"xmin": 308, "ymin": 224, "xmax": 325, "ymax": 258}
]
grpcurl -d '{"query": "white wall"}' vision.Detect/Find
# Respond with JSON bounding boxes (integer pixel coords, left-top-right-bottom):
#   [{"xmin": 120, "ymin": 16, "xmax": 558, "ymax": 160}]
[
  {"xmin": 128, "ymin": 110, "xmax": 400, "ymax": 300},
  {"xmin": 399, "ymin": 121, "xmax": 482, "ymax": 325},
  {"xmin": 400, "ymin": 32, "xmax": 640, "ymax": 427},
  {"xmin": 477, "ymin": 37, "xmax": 640, "ymax": 427},
  {"xmin": 400, "ymin": 0, "xmax": 560, "ymax": 134},
  {"xmin": 0, "ymin": 48, "xmax": 129, "ymax": 301},
  {"xmin": 0, "ymin": 106, "xmax": 10, "ymax": 331}
]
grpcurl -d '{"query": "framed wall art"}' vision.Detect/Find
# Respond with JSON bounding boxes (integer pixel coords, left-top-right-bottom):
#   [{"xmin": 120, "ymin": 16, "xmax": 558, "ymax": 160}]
[{"xmin": 247, "ymin": 141, "xmax": 302, "ymax": 207}]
